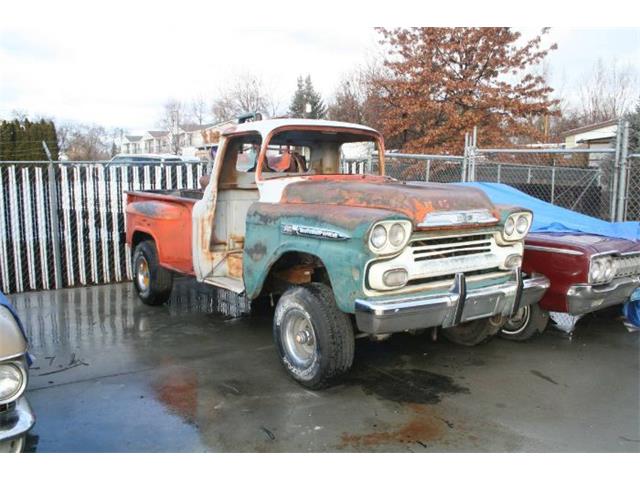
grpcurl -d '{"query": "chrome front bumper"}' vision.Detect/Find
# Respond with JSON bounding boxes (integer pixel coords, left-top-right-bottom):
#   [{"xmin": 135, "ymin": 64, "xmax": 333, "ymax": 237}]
[
  {"xmin": 0, "ymin": 397, "xmax": 35, "ymax": 446},
  {"xmin": 355, "ymin": 269, "xmax": 550, "ymax": 334},
  {"xmin": 566, "ymin": 276, "xmax": 640, "ymax": 315}
]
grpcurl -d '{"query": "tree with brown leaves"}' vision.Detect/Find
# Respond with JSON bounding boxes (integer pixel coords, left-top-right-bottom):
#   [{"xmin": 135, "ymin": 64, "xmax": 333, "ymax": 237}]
[{"xmin": 375, "ymin": 28, "xmax": 558, "ymax": 153}]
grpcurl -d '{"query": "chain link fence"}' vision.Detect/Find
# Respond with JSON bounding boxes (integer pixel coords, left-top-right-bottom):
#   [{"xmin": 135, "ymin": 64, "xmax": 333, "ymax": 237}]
[
  {"xmin": 0, "ymin": 160, "xmax": 206, "ymax": 294},
  {"xmin": 470, "ymin": 149, "xmax": 617, "ymax": 220},
  {"xmin": 625, "ymin": 155, "xmax": 640, "ymax": 221}
]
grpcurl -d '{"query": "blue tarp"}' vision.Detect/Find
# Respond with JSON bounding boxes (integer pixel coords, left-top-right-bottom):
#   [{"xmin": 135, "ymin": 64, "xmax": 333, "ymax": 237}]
[
  {"xmin": 461, "ymin": 182, "xmax": 640, "ymax": 241},
  {"xmin": 462, "ymin": 182, "xmax": 640, "ymax": 326}
]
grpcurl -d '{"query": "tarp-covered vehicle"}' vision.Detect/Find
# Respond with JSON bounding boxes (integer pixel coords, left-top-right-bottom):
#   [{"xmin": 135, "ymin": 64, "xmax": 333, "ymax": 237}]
[
  {"xmin": 467, "ymin": 183, "xmax": 640, "ymax": 340},
  {"xmin": 0, "ymin": 292, "xmax": 35, "ymax": 453},
  {"xmin": 125, "ymin": 119, "xmax": 549, "ymax": 388}
]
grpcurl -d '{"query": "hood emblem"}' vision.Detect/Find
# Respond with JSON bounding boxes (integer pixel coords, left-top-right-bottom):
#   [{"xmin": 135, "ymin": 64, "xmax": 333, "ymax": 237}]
[
  {"xmin": 281, "ymin": 224, "xmax": 350, "ymax": 241},
  {"xmin": 419, "ymin": 209, "xmax": 496, "ymax": 228}
]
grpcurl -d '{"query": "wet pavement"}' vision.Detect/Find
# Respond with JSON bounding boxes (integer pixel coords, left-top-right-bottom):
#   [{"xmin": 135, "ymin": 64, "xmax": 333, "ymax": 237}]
[{"xmin": 8, "ymin": 279, "xmax": 640, "ymax": 452}]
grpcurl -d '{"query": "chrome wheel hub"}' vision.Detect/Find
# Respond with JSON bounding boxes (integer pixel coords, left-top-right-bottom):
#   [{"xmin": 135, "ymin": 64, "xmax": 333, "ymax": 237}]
[
  {"xmin": 282, "ymin": 309, "xmax": 317, "ymax": 369},
  {"xmin": 136, "ymin": 257, "xmax": 150, "ymax": 292},
  {"xmin": 503, "ymin": 306, "xmax": 531, "ymax": 334}
]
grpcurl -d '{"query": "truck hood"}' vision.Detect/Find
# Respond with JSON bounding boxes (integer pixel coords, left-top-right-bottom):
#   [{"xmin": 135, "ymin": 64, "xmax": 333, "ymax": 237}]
[
  {"xmin": 280, "ymin": 177, "xmax": 498, "ymax": 225},
  {"xmin": 527, "ymin": 232, "xmax": 640, "ymax": 256}
]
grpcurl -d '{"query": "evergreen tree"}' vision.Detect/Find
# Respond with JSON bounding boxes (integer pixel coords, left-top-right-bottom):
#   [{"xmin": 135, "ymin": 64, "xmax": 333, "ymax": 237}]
[
  {"xmin": 288, "ymin": 75, "xmax": 326, "ymax": 119},
  {"xmin": 289, "ymin": 76, "xmax": 307, "ymax": 117},
  {"xmin": 0, "ymin": 117, "xmax": 60, "ymax": 161},
  {"xmin": 626, "ymin": 97, "xmax": 640, "ymax": 154},
  {"xmin": 303, "ymin": 75, "xmax": 326, "ymax": 119}
]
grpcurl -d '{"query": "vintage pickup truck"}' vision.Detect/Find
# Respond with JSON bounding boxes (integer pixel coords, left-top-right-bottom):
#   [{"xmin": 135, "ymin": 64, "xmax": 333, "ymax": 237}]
[
  {"xmin": 500, "ymin": 232, "xmax": 640, "ymax": 340},
  {"xmin": 125, "ymin": 118, "xmax": 549, "ymax": 388}
]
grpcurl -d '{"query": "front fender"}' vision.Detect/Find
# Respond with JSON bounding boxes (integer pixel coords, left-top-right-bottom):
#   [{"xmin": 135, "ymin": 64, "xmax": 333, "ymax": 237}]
[{"xmin": 243, "ymin": 203, "xmax": 405, "ymax": 313}]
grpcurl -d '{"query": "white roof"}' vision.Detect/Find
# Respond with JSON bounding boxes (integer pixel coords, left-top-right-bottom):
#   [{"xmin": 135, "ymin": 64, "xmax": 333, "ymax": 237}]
[{"xmin": 224, "ymin": 118, "xmax": 379, "ymax": 139}]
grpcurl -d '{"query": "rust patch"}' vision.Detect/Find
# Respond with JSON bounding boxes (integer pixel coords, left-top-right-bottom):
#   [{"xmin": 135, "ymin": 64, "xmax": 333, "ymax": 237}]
[
  {"xmin": 281, "ymin": 179, "xmax": 495, "ymax": 225},
  {"xmin": 340, "ymin": 404, "xmax": 444, "ymax": 448},
  {"xmin": 274, "ymin": 264, "xmax": 313, "ymax": 284},
  {"xmin": 246, "ymin": 242, "xmax": 267, "ymax": 261},
  {"xmin": 226, "ymin": 253, "xmax": 243, "ymax": 278}
]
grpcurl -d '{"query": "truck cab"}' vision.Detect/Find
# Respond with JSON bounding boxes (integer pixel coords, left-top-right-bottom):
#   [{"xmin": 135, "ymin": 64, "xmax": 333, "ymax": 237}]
[{"xmin": 126, "ymin": 118, "xmax": 549, "ymax": 388}]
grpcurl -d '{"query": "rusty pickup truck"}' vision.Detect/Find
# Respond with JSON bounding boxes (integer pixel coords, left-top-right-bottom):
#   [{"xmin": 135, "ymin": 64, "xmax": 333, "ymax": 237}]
[{"xmin": 125, "ymin": 118, "xmax": 549, "ymax": 388}]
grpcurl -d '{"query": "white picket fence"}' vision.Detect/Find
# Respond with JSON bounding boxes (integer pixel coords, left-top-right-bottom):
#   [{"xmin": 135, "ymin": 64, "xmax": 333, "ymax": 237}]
[{"xmin": 0, "ymin": 161, "xmax": 206, "ymax": 294}]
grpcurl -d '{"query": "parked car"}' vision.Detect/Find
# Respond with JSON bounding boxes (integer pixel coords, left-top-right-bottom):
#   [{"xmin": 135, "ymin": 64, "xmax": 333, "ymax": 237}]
[
  {"xmin": 0, "ymin": 292, "xmax": 35, "ymax": 453},
  {"xmin": 500, "ymin": 232, "xmax": 640, "ymax": 340},
  {"xmin": 109, "ymin": 153, "xmax": 183, "ymax": 164},
  {"xmin": 124, "ymin": 118, "xmax": 549, "ymax": 388}
]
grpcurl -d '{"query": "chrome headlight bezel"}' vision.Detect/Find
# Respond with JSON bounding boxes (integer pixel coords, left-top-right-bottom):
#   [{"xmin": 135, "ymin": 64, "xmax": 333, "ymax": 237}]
[
  {"xmin": 0, "ymin": 360, "xmax": 27, "ymax": 405},
  {"xmin": 589, "ymin": 254, "xmax": 617, "ymax": 284},
  {"xmin": 368, "ymin": 220, "xmax": 412, "ymax": 256},
  {"xmin": 501, "ymin": 212, "xmax": 532, "ymax": 242}
]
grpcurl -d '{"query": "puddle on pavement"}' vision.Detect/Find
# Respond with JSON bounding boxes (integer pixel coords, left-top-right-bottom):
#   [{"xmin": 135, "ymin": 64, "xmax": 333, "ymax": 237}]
[
  {"xmin": 167, "ymin": 279, "xmax": 250, "ymax": 317},
  {"xmin": 346, "ymin": 367, "xmax": 469, "ymax": 404}
]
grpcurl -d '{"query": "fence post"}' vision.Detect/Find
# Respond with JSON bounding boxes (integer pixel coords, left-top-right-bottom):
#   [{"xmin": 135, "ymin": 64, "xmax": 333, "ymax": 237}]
[
  {"xmin": 43, "ymin": 141, "xmax": 63, "ymax": 289},
  {"xmin": 497, "ymin": 164, "xmax": 502, "ymax": 183},
  {"xmin": 425, "ymin": 159, "xmax": 431, "ymax": 182},
  {"xmin": 550, "ymin": 162, "xmax": 556, "ymax": 204},
  {"xmin": 610, "ymin": 119, "xmax": 623, "ymax": 221},
  {"xmin": 462, "ymin": 133, "xmax": 469, "ymax": 181},
  {"xmin": 616, "ymin": 121, "xmax": 630, "ymax": 222}
]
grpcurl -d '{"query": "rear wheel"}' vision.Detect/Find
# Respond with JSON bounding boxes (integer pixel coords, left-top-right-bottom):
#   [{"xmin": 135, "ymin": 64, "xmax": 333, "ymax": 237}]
[
  {"xmin": 132, "ymin": 240, "xmax": 173, "ymax": 305},
  {"xmin": 442, "ymin": 315, "xmax": 504, "ymax": 346},
  {"xmin": 499, "ymin": 304, "xmax": 549, "ymax": 341},
  {"xmin": 273, "ymin": 283, "xmax": 354, "ymax": 389}
]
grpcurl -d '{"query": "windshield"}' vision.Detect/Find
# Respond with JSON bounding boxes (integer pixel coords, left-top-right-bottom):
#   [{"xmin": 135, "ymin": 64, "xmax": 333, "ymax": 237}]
[{"xmin": 257, "ymin": 128, "xmax": 383, "ymax": 179}]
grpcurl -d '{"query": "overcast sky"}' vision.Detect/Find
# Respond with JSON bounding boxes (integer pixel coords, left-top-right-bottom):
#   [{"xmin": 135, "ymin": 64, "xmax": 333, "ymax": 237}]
[{"xmin": 1, "ymin": 6, "xmax": 638, "ymax": 133}]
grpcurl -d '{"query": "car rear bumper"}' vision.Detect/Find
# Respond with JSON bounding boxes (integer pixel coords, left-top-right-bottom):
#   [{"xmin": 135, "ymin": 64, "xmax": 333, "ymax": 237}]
[
  {"xmin": 0, "ymin": 397, "xmax": 35, "ymax": 446},
  {"xmin": 355, "ymin": 269, "xmax": 550, "ymax": 334},
  {"xmin": 566, "ymin": 276, "xmax": 640, "ymax": 315}
]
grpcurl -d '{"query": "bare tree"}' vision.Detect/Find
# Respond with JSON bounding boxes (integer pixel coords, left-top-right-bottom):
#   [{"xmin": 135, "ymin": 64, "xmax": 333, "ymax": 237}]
[
  {"xmin": 211, "ymin": 73, "xmax": 279, "ymax": 123},
  {"xmin": 190, "ymin": 95, "xmax": 209, "ymax": 126},
  {"xmin": 159, "ymin": 99, "xmax": 193, "ymax": 154},
  {"xmin": 58, "ymin": 122, "xmax": 112, "ymax": 160},
  {"xmin": 578, "ymin": 58, "xmax": 638, "ymax": 124}
]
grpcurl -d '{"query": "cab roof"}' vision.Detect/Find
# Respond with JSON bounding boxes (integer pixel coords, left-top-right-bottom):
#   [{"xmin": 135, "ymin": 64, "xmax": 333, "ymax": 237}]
[{"xmin": 223, "ymin": 118, "xmax": 379, "ymax": 140}]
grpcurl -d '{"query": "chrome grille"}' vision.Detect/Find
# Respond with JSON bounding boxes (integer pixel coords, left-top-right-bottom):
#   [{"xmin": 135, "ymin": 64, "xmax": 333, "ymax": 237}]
[
  {"xmin": 613, "ymin": 254, "xmax": 640, "ymax": 278},
  {"xmin": 410, "ymin": 233, "xmax": 495, "ymax": 262}
]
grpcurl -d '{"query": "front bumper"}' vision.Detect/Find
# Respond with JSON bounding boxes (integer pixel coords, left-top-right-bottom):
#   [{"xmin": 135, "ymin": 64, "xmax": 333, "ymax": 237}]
[
  {"xmin": 355, "ymin": 269, "xmax": 550, "ymax": 334},
  {"xmin": 0, "ymin": 396, "xmax": 35, "ymax": 445},
  {"xmin": 566, "ymin": 276, "xmax": 640, "ymax": 315}
]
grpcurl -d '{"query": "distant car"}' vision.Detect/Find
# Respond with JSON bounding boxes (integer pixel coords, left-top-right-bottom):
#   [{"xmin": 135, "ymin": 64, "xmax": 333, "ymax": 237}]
[
  {"xmin": 501, "ymin": 233, "xmax": 640, "ymax": 340},
  {"xmin": 109, "ymin": 153, "xmax": 183, "ymax": 164},
  {"xmin": 0, "ymin": 292, "xmax": 35, "ymax": 453}
]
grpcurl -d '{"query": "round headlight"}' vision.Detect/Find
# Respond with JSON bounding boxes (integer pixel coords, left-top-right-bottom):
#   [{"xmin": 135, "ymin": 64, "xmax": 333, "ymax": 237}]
[
  {"xmin": 516, "ymin": 215, "xmax": 529, "ymax": 235},
  {"xmin": 388, "ymin": 223, "xmax": 406, "ymax": 247},
  {"xmin": 590, "ymin": 259, "xmax": 603, "ymax": 283},
  {"xmin": 370, "ymin": 225, "xmax": 387, "ymax": 249},
  {"xmin": 603, "ymin": 258, "xmax": 614, "ymax": 281},
  {"xmin": 504, "ymin": 216, "xmax": 515, "ymax": 236},
  {"xmin": 0, "ymin": 364, "xmax": 24, "ymax": 402}
]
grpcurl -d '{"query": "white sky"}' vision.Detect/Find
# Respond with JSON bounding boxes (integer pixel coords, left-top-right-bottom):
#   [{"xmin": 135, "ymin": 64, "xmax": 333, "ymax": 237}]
[{"xmin": 1, "ymin": 2, "xmax": 639, "ymax": 132}]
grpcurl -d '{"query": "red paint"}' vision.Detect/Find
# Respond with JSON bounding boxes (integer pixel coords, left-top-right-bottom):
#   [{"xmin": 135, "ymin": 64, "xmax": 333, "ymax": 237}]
[
  {"xmin": 523, "ymin": 233, "xmax": 640, "ymax": 312},
  {"xmin": 126, "ymin": 191, "xmax": 197, "ymax": 275}
]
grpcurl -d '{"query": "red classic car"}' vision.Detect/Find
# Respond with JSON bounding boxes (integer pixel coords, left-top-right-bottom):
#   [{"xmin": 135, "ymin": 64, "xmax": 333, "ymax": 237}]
[{"xmin": 500, "ymin": 232, "xmax": 640, "ymax": 340}]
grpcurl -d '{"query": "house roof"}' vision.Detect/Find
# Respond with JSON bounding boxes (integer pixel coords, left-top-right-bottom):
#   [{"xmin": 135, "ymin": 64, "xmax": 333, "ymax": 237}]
[
  {"xmin": 180, "ymin": 123, "xmax": 215, "ymax": 132},
  {"xmin": 124, "ymin": 135, "xmax": 142, "ymax": 142},
  {"xmin": 147, "ymin": 130, "xmax": 168, "ymax": 138},
  {"xmin": 562, "ymin": 118, "xmax": 618, "ymax": 136}
]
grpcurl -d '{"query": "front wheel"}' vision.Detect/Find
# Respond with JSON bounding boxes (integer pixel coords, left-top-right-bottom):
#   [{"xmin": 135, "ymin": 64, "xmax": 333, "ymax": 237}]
[
  {"xmin": 273, "ymin": 283, "xmax": 354, "ymax": 389},
  {"xmin": 441, "ymin": 315, "xmax": 504, "ymax": 346},
  {"xmin": 499, "ymin": 304, "xmax": 549, "ymax": 341},
  {"xmin": 132, "ymin": 240, "xmax": 173, "ymax": 306}
]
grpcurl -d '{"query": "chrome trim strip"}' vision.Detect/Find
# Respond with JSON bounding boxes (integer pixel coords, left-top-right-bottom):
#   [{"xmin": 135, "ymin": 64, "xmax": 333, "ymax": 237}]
[
  {"xmin": 524, "ymin": 245, "xmax": 584, "ymax": 256},
  {"xmin": 419, "ymin": 209, "xmax": 496, "ymax": 228},
  {"xmin": 281, "ymin": 224, "xmax": 350, "ymax": 241}
]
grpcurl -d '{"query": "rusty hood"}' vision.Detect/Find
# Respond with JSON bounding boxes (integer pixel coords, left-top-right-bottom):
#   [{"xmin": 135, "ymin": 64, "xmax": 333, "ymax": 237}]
[{"xmin": 280, "ymin": 177, "xmax": 498, "ymax": 225}]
